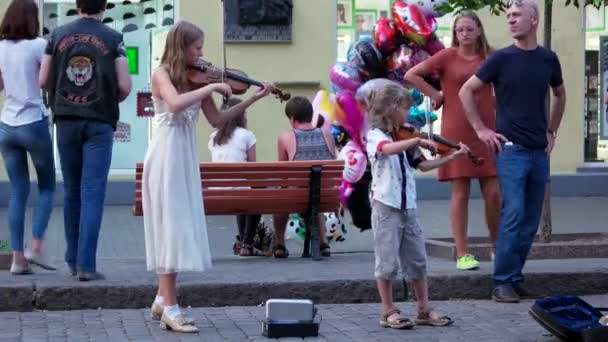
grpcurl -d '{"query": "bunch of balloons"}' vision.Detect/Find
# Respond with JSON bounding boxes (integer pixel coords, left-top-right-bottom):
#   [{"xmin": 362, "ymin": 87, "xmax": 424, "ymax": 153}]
[{"xmin": 323, "ymin": 0, "xmax": 448, "ymax": 203}]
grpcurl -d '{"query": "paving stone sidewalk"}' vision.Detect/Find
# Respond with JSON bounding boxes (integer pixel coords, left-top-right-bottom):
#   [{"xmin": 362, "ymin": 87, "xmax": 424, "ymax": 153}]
[
  {"xmin": 1, "ymin": 294, "xmax": 607, "ymax": 342},
  {"xmin": 1, "ymin": 254, "xmax": 608, "ymax": 312}
]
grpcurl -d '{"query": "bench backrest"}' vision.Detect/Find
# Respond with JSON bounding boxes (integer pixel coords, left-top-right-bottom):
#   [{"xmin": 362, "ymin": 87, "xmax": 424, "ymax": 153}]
[{"xmin": 133, "ymin": 160, "xmax": 344, "ymax": 216}]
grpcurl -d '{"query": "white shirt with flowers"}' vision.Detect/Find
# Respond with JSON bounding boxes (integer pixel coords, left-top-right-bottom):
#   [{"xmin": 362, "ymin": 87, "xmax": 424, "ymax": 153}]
[{"xmin": 365, "ymin": 128, "xmax": 425, "ymax": 210}]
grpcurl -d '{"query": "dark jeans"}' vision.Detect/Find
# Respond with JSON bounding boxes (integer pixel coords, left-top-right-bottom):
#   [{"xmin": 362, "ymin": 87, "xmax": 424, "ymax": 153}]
[
  {"xmin": 0, "ymin": 118, "xmax": 55, "ymax": 252},
  {"xmin": 494, "ymin": 143, "xmax": 548, "ymax": 286},
  {"xmin": 56, "ymin": 119, "xmax": 114, "ymax": 273},
  {"xmin": 237, "ymin": 214, "xmax": 261, "ymax": 245}
]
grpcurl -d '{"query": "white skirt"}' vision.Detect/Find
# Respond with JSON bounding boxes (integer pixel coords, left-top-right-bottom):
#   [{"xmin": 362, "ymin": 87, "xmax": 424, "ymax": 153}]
[{"xmin": 142, "ymin": 120, "xmax": 212, "ymax": 273}]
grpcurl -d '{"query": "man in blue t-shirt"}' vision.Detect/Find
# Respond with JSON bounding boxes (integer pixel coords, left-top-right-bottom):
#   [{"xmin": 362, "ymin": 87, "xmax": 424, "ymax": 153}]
[{"xmin": 459, "ymin": 0, "xmax": 566, "ymax": 303}]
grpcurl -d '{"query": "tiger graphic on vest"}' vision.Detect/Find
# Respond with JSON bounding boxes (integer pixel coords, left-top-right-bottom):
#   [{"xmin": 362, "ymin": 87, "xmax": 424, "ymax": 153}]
[{"xmin": 66, "ymin": 56, "xmax": 94, "ymax": 87}]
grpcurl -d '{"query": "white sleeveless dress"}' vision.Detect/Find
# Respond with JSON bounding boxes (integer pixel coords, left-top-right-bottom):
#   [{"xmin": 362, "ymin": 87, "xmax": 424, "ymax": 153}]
[{"xmin": 142, "ymin": 96, "xmax": 212, "ymax": 273}]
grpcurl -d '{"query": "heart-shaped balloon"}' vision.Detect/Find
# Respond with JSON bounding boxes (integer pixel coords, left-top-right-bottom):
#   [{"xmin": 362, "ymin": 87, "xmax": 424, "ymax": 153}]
[
  {"xmin": 392, "ymin": 0, "xmax": 433, "ymax": 38},
  {"xmin": 373, "ymin": 16, "xmax": 402, "ymax": 57}
]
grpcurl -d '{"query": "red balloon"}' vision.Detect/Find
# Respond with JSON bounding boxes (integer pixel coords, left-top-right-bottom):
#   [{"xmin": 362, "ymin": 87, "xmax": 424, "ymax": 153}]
[
  {"xmin": 373, "ymin": 17, "xmax": 402, "ymax": 56},
  {"xmin": 392, "ymin": 0, "xmax": 433, "ymax": 38}
]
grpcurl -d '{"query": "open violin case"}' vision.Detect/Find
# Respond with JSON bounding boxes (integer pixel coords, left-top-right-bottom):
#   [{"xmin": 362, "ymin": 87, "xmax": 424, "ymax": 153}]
[{"xmin": 529, "ymin": 295, "xmax": 608, "ymax": 342}]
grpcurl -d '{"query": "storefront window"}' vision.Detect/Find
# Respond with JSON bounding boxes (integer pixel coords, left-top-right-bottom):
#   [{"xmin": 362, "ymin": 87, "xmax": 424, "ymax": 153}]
[{"xmin": 585, "ymin": 4, "xmax": 608, "ymax": 162}]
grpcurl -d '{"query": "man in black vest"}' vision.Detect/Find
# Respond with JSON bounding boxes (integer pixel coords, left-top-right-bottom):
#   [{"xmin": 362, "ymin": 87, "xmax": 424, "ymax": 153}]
[
  {"xmin": 459, "ymin": 0, "xmax": 566, "ymax": 303},
  {"xmin": 40, "ymin": 0, "xmax": 132, "ymax": 281}
]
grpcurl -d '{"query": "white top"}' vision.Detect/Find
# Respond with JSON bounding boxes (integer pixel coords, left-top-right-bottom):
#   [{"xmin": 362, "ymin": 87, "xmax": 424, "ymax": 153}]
[
  {"xmin": 0, "ymin": 38, "xmax": 48, "ymax": 126},
  {"xmin": 208, "ymin": 127, "xmax": 256, "ymax": 162},
  {"xmin": 366, "ymin": 128, "xmax": 424, "ymax": 210}
]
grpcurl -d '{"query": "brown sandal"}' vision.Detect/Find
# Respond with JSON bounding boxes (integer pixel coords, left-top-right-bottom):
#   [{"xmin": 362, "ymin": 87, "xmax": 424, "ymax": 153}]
[
  {"xmin": 272, "ymin": 244, "xmax": 289, "ymax": 258},
  {"xmin": 379, "ymin": 308, "xmax": 415, "ymax": 329},
  {"xmin": 415, "ymin": 308, "xmax": 454, "ymax": 327}
]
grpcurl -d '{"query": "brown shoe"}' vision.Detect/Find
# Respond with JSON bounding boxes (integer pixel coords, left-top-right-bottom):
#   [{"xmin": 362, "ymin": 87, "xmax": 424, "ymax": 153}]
[{"xmin": 492, "ymin": 284, "xmax": 520, "ymax": 303}]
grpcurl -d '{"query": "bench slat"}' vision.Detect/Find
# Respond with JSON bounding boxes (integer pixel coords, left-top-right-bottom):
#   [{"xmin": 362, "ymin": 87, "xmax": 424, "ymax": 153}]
[
  {"xmin": 203, "ymin": 203, "xmax": 339, "ymax": 215},
  {"xmin": 136, "ymin": 172, "xmax": 342, "ymax": 182},
  {"xmin": 201, "ymin": 178, "xmax": 340, "ymax": 188},
  {"xmin": 200, "ymin": 165, "xmax": 343, "ymax": 172},
  {"xmin": 135, "ymin": 179, "xmax": 341, "ymax": 189},
  {"xmin": 188, "ymin": 171, "xmax": 342, "ymax": 180},
  {"xmin": 135, "ymin": 160, "xmax": 343, "ymax": 169},
  {"xmin": 133, "ymin": 199, "xmax": 339, "ymax": 216},
  {"xmin": 135, "ymin": 189, "xmax": 339, "ymax": 201}
]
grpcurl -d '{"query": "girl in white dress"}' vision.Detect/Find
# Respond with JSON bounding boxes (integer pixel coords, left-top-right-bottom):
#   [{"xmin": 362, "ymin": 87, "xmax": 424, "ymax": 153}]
[{"xmin": 143, "ymin": 20, "xmax": 272, "ymax": 333}]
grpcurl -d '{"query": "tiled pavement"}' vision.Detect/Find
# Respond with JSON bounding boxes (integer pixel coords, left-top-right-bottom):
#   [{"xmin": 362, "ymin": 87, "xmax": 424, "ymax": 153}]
[{"xmin": 1, "ymin": 294, "xmax": 607, "ymax": 341}]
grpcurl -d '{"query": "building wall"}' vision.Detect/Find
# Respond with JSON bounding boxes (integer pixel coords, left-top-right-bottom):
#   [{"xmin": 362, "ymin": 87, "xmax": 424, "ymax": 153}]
[
  {"xmin": 0, "ymin": 0, "xmax": 587, "ymax": 182},
  {"xmin": 180, "ymin": 0, "xmax": 335, "ymax": 163}
]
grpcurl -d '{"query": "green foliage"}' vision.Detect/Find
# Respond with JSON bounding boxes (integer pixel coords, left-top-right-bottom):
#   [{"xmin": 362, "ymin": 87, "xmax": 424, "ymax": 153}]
[
  {"xmin": 0, "ymin": 240, "xmax": 9, "ymax": 253},
  {"xmin": 440, "ymin": 0, "xmax": 602, "ymax": 16}
]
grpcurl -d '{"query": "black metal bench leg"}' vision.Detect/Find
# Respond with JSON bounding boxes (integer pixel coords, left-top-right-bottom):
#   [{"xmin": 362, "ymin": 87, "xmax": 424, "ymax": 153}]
[{"xmin": 302, "ymin": 165, "xmax": 322, "ymax": 260}]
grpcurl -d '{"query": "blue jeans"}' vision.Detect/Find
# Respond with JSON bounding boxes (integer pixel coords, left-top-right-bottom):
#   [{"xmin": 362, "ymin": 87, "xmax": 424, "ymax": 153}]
[
  {"xmin": 56, "ymin": 119, "xmax": 114, "ymax": 273},
  {"xmin": 494, "ymin": 143, "xmax": 548, "ymax": 286},
  {"xmin": 0, "ymin": 118, "xmax": 55, "ymax": 252}
]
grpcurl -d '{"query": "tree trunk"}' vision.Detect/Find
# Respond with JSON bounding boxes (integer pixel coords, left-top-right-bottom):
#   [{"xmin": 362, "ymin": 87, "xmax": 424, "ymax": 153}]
[{"xmin": 539, "ymin": 0, "xmax": 553, "ymax": 243}]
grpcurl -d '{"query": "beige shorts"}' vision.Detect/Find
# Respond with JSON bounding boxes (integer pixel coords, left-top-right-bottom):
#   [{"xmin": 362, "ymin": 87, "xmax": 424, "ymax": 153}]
[{"xmin": 371, "ymin": 200, "xmax": 427, "ymax": 281}]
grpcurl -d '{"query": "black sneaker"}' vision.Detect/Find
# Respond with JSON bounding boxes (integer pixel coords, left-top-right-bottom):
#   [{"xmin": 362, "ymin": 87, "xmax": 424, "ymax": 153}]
[
  {"xmin": 492, "ymin": 284, "xmax": 520, "ymax": 303},
  {"xmin": 77, "ymin": 271, "xmax": 105, "ymax": 281},
  {"xmin": 513, "ymin": 284, "xmax": 543, "ymax": 299}
]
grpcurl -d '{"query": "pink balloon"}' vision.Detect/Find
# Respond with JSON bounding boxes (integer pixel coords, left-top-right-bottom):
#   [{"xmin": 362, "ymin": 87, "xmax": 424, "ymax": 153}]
[{"xmin": 329, "ymin": 63, "xmax": 363, "ymax": 94}]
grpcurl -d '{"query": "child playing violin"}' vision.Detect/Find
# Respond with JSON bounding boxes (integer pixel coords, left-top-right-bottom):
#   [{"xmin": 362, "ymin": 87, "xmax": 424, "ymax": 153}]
[{"xmin": 358, "ymin": 79, "xmax": 469, "ymax": 329}]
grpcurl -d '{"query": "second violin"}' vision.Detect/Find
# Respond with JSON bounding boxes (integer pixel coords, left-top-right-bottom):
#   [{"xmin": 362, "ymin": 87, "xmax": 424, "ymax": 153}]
[{"xmin": 392, "ymin": 125, "xmax": 484, "ymax": 166}]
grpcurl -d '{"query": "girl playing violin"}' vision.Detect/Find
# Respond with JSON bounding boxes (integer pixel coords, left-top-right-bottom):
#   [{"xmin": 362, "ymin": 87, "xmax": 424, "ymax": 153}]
[
  {"xmin": 142, "ymin": 20, "xmax": 272, "ymax": 333},
  {"xmin": 359, "ymin": 78, "xmax": 467, "ymax": 329}
]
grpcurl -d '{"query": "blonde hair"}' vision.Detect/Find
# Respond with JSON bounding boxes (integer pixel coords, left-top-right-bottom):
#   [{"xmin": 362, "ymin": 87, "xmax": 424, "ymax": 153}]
[
  {"xmin": 161, "ymin": 20, "xmax": 204, "ymax": 92},
  {"xmin": 356, "ymin": 79, "xmax": 411, "ymax": 133},
  {"xmin": 451, "ymin": 11, "xmax": 491, "ymax": 58}
]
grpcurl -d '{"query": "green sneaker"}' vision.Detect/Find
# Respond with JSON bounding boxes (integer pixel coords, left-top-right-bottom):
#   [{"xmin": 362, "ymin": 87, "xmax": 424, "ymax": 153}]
[{"xmin": 456, "ymin": 254, "xmax": 480, "ymax": 270}]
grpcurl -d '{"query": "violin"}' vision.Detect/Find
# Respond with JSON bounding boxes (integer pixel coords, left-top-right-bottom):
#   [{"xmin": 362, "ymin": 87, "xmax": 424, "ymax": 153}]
[
  {"xmin": 393, "ymin": 125, "xmax": 484, "ymax": 166},
  {"xmin": 187, "ymin": 59, "xmax": 291, "ymax": 102}
]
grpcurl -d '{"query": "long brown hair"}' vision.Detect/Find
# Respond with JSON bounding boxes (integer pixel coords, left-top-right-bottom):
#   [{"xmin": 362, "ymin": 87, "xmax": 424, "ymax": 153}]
[
  {"xmin": 161, "ymin": 20, "xmax": 204, "ymax": 92},
  {"xmin": 451, "ymin": 11, "xmax": 491, "ymax": 58},
  {"xmin": 213, "ymin": 97, "xmax": 247, "ymax": 146},
  {"xmin": 0, "ymin": 0, "xmax": 39, "ymax": 41}
]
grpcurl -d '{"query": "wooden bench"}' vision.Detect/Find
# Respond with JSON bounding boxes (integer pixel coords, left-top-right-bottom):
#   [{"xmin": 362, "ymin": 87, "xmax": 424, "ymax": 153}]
[{"xmin": 132, "ymin": 160, "xmax": 344, "ymax": 259}]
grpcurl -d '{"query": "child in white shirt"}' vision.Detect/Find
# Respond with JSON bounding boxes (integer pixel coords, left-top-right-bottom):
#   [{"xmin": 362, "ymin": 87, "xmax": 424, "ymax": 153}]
[{"xmin": 208, "ymin": 97, "xmax": 262, "ymax": 256}]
